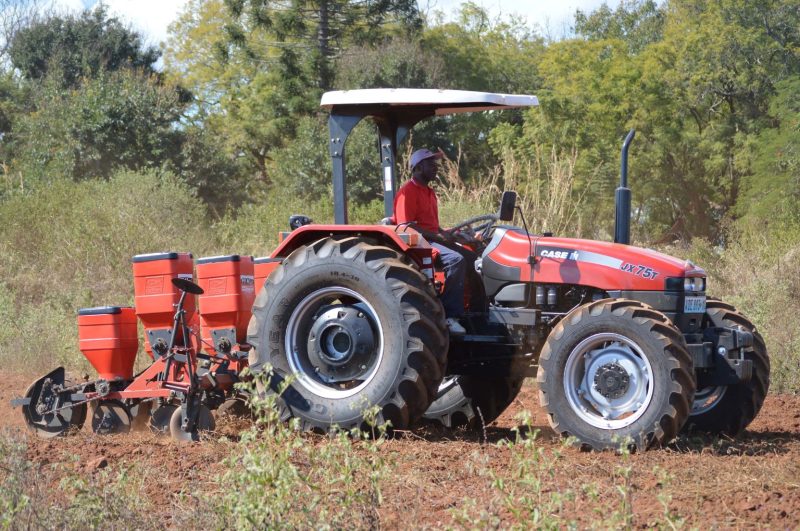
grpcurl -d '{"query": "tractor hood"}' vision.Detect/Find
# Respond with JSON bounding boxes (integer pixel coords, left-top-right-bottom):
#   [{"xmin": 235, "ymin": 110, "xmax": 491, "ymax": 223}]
[{"xmin": 483, "ymin": 229, "xmax": 705, "ymax": 291}]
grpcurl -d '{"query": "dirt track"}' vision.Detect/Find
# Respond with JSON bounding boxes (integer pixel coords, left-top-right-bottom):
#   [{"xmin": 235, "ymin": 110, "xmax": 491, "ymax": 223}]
[{"xmin": 3, "ymin": 372, "xmax": 799, "ymax": 528}]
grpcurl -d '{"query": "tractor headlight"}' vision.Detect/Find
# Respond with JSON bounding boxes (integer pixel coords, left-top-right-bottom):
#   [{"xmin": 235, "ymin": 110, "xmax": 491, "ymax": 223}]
[
  {"xmin": 665, "ymin": 276, "xmax": 706, "ymax": 292},
  {"xmin": 683, "ymin": 277, "xmax": 705, "ymax": 292}
]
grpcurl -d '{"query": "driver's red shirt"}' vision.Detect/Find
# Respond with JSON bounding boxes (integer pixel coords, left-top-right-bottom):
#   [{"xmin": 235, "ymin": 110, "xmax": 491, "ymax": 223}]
[{"xmin": 393, "ymin": 178, "xmax": 439, "ymax": 232}]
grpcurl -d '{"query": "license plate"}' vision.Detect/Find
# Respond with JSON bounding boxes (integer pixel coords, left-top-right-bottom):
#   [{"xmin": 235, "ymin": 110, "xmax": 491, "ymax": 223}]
[{"xmin": 684, "ymin": 295, "xmax": 706, "ymax": 313}]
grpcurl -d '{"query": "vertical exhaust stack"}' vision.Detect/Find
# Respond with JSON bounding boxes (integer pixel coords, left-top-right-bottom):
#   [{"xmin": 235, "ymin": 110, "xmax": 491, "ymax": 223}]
[{"xmin": 614, "ymin": 129, "xmax": 636, "ymax": 245}]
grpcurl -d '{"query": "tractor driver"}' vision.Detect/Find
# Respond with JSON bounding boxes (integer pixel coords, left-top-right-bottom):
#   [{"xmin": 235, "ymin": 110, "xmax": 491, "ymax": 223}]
[{"xmin": 393, "ymin": 148, "xmax": 467, "ymax": 335}]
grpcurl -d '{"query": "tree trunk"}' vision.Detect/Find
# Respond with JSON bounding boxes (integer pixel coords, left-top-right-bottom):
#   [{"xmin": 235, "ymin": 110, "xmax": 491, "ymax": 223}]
[{"xmin": 317, "ymin": 0, "xmax": 332, "ymax": 90}]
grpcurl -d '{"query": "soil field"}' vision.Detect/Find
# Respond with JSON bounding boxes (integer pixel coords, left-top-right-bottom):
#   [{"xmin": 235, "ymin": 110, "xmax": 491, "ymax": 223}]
[{"xmin": 2, "ymin": 372, "xmax": 799, "ymax": 529}]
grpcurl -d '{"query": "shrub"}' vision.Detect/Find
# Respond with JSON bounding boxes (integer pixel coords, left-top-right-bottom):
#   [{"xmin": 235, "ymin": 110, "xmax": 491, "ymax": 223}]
[
  {"xmin": 208, "ymin": 383, "xmax": 389, "ymax": 529},
  {"xmin": 0, "ymin": 169, "xmax": 216, "ymax": 372},
  {"xmin": 672, "ymin": 217, "xmax": 800, "ymax": 392}
]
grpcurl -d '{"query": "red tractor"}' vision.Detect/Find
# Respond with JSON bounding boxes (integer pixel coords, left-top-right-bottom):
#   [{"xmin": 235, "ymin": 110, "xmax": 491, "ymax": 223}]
[{"xmin": 246, "ymin": 89, "xmax": 769, "ymax": 450}]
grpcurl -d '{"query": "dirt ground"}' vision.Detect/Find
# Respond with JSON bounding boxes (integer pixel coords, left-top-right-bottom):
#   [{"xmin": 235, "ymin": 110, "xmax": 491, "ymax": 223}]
[{"xmin": 2, "ymin": 372, "xmax": 799, "ymax": 528}]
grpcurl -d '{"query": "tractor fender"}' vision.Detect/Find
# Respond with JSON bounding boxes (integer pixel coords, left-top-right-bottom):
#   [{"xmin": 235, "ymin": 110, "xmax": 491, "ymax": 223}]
[{"xmin": 261, "ymin": 224, "xmax": 433, "ymax": 279}]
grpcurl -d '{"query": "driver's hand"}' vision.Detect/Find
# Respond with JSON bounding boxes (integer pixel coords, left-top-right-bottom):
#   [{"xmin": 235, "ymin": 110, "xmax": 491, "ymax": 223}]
[{"xmin": 439, "ymin": 230, "xmax": 456, "ymax": 243}]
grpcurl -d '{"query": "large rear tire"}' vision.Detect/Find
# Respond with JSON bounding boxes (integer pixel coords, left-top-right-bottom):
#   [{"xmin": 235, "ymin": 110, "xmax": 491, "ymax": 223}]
[
  {"xmin": 247, "ymin": 237, "xmax": 448, "ymax": 431},
  {"xmin": 683, "ymin": 299, "xmax": 770, "ymax": 436},
  {"xmin": 537, "ymin": 299, "xmax": 695, "ymax": 450}
]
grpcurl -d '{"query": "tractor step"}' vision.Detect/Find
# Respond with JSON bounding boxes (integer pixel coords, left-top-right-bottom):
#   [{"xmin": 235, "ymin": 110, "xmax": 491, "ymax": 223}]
[{"xmin": 451, "ymin": 334, "xmax": 516, "ymax": 345}]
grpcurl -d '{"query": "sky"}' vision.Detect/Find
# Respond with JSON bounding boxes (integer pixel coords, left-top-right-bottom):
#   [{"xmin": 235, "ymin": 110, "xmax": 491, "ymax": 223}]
[{"xmin": 52, "ymin": 0, "xmax": 612, "ymax": 46}]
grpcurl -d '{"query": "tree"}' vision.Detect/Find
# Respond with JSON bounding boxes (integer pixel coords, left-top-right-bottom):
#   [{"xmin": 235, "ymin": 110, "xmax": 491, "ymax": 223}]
[
  {"xmin": 738, "ymin": 77, "xmax": 800, "ymax": 223},
  {"xmin": 574, "ymin": 0, "xmax": 665, "ymax": 53},
  {"xmin": 491, "ymin": 0, "xmax": 800, "ymax": 242},
  {"xmin": 416, "ymin": 3, "xmax": 546, "ymax": 181},
  {"xmin": 223, "ymin": 0, "xmax": 421, "ymax": 91},
  {"xmin": 165, "ymin": 0, "xmax": 420, "ymax": 186},
  {"xmin": 9, "ymin": 5, "xmax": 159, "ymax": 88},
  {"xmin": 165, "ymin": 0, "xmax": 307, "ymax": 185},
  {"xmin": 0, "ymin": 0, "xmax": 45, "ymax": 64},
  {"xmin": 12, "ymin": 69, "xmax": 183, "ymax": 182}
]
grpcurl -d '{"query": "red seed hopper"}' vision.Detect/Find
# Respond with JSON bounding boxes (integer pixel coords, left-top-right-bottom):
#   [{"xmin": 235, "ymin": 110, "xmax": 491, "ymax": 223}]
[{"xmin": 195, "ymin": 255, "xmax": 255, "ymax": 356}]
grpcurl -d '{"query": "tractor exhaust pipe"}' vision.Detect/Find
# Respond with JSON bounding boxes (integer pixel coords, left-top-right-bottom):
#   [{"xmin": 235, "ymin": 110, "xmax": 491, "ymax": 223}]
[{"xmin": 614, "ymin": 129, "xmax": 635, "ymax": 245}]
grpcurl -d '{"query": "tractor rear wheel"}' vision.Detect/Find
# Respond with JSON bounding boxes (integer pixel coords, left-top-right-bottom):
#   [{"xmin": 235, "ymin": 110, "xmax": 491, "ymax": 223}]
[
  {"xmin": 247, "ymin": 237, "xmax": 448, "ymax": 432},
  {"xmin": 683, "ymin": 299, "xmax": 770, "ymax": 436},
  {"xmin": 537, "ymin": 299, "xmax": 695, "ymax": 450}
]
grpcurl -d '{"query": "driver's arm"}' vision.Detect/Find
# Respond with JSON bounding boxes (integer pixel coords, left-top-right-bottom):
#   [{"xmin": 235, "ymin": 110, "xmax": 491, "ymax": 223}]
[{"xmin": 406, "ymin": 223, "xmax": 452, "ymax": 244}]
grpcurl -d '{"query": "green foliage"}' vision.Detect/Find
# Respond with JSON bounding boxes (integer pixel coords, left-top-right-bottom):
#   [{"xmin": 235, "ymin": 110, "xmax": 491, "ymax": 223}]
[
  {"xmin": 165, "ymin": 0, "xmax": 420, "ymax": 185},
  {"xmin": 213, "ymin": 189, "xmax": 332, "ymax": 256},
  {"xmin": 673, "ymin": 217, "xmax": 800, "ymax": 392},
  {"xmin": 739, "ymin": 76, "xmax": 800, "ymax": 222},
  {"xmin": 267, "ymin": 115, "xmax": 384, "ymax": 205},
  {"xmin": 486, "ymin": 0, "xmax": 800, "ymax": 242},
  {"xmin": 11, "ymin": 69, "xmax": 183, "ymax": 183},
  {"xmin": 175, "ymin": 125, "xmax": 250, "ymax": 214},
  {"xmin": 334, "ymin": 36, "xmax": 448, "ymax": 90},
  {"xmin": 164, "ymin": 0, "xmax": 316, "ymax": 184},
  {"xmin": 422, "ymin": 3, "xmax": 543, "ymax": 94},
  {"xmin": 575, "ymin": 0, "xmax": 665, "ymax": 53},
  {"xmin": 9, "ymin": 5, "xmax": 159, "ymax": 88},
  {"xmin": 224, "ymin": 0, "xmax": 422, "ymax": 91},
  {"xmin": 210, "ymin": 383, "xmax": 388, "ymax": 529},
  {"xmin": 0, "ymin": 170, "xmax": 216, "ymax": 373}
]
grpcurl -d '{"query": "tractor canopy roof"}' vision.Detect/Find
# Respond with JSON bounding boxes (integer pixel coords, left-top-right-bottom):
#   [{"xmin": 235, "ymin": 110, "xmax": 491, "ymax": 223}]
[
  {"xmin": 321, "ymin": 88, "xmax": 538, "ymax": 115},
  {"xmin": 320, "ymin": 88, "xmax": 538, "ymax": 224}
]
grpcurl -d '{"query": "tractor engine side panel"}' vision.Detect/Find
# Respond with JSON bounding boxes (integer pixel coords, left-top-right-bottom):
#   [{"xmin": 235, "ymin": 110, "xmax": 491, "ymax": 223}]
[
  {"xmin": 533, "ymin": 237, "xmax": 699, "ymax": 291},
  {"xmin": 482, "ymin": 230, "xmax": 701, "ymax": 294}
]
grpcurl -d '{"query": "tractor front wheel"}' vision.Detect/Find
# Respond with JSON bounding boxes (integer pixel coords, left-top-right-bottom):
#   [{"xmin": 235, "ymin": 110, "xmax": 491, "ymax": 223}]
[
  {"xmin": 423, "ymin": 362, "xmax": 528, "ymax": 429},
  {"xmin": 248, "ymin": 237, "xmax": 448, "ymax": 432},
  {"xmin": 537, "ymin": 299, "xmax": 695, "ymax": 450},
  {"xmin": 684, "ymin": 299, "xmax": 770, "ymax": 436}
]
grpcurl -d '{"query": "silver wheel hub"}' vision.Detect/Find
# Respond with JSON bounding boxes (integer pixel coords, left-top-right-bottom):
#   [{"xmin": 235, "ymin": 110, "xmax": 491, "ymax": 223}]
[
  {"xmin": 307, "ymin": 306, "xmax": 376, "ymax": 380},
  {"xmin": 691, "ymin": 386, "xmax": 727, "ymax": 415},
  {"xmin": 564, "ymin": 333, "xmax": 654, "ymax": 429},
  {"xmin": 286, "ymin": 287, "xmax": 383, "ymax": 399}
]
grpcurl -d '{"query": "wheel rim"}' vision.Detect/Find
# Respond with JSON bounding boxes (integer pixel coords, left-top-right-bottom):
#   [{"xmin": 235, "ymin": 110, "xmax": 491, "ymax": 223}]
[
  {"xmin": 563, "ymin": 333, "xmax": 654, "ymax": 429},
  {"xmin": 285, "ymin": 286, "xmax": 384, "ymax": 399},
  {"xmin": 691, "ymin": 386, "xmax": 727, "ymax": 415}
]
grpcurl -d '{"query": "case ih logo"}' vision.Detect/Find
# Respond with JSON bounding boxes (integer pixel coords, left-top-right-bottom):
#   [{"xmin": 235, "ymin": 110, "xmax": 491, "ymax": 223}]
[{"xmin": 539, "ymin": 248, "xmax": 579, "ymax": 260}]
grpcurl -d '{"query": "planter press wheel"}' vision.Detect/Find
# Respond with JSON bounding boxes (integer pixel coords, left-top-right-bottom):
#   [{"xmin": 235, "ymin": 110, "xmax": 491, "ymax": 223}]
[
  {"xmin": 91, "ymin": 400, "xmax": 132, "ymax": 435},
  {"xmin": 21, "ymin": 367, "xmax": 87, "ymax": 439},
  {"xmin": 169, "ymin": 405, "xmax": 215, "ymax": 443},
  {"xmin": 149, "ymin": 404, "xmax": 178, "ymax": 435}
]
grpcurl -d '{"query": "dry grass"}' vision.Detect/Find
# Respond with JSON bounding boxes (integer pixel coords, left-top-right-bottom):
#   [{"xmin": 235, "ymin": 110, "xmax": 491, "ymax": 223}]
[{"xmin": 667, "ymin": 218, "xmax": 800, "ymax": 393}]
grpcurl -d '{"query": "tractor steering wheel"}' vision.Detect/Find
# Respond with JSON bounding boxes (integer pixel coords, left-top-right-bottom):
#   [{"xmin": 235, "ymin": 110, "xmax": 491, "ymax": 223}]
[{"xmin": 445, "ymin": 213, "xmax": 499, "ymax": 242}]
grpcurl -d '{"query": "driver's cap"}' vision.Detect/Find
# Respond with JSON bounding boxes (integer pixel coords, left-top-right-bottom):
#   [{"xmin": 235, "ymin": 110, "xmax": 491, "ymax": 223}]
[{"xmin": 409, "ymin": 148, "xmax": 443, "ymax": 170}]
